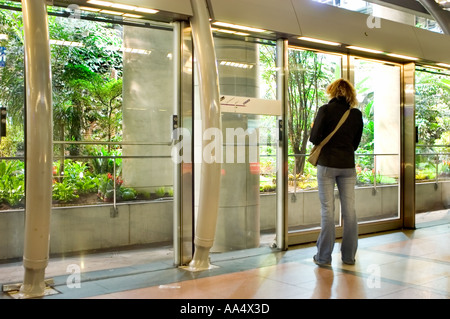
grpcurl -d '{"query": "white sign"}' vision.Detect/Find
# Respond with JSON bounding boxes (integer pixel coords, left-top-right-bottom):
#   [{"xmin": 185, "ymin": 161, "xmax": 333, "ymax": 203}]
[{"xmin": 220, "ymin": 95, "xmax": 282, "ymax": 116}]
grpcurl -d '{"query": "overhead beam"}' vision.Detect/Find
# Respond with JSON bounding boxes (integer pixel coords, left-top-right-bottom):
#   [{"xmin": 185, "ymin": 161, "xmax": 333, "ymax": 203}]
[{"xmin": 417, "ymin": 0, "xmax": 450, "ymax": 34}]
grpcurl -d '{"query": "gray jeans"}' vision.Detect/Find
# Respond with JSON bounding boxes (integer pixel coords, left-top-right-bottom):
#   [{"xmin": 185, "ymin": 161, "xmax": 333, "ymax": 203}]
[{"xmin": 315, "ymin": 165, "xmax": 358, "ymax": 264}]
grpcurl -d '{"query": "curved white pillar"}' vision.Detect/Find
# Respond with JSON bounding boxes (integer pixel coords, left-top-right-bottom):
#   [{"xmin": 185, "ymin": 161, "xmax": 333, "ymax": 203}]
[
  {"xmin": 19, "ymin": 0, "xmax": 53, "ymax": 298},
  {"xmin": 418, "ymin": 0, "xmax": 450, "ymax": 35},
  {"xmin": 188, "ymin": 0, "xmax": 222, "ymax": 270}
]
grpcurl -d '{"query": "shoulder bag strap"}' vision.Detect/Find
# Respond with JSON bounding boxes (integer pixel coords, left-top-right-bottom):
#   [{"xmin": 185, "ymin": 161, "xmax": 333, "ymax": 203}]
[{"xmin": 316, "ymin": 108, "xmax": 351, "ymax": 148}]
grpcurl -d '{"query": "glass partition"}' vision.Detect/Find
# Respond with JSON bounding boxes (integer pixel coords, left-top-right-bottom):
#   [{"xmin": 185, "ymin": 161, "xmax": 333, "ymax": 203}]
[
  {"xmin": 286, "ymin": 51, "xmax": 402, "ymax": 243},
  {"xmin": 415, "ymin": 66, "xmax": 450, "ymax": 216},
  {"xmin": 0, "ymin": 7, "xmax": 25, "ymax": 212},
  {"xmin": 193, "ymin": 34, "xmax": 280, "ymax": 252},
  {"xmin": 352, "ymin": 57, "xmax": 401, "ymax": 223},
  {"xmin": 287, "ymin": 47, "xmax": 343, "ymax": 233},
  {"xmin": 0, "ymin": 4, "xmax": 178, "ymax": 277}
]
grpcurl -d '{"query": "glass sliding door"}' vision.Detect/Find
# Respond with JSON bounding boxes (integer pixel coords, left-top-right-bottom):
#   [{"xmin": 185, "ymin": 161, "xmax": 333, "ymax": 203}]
[
  {"xmin": 352, "ymin": 57, "xmax": 401, "ymax": 225},
  {"xmin": 286, "ymin": 47, "xmax": 343, "ymax": 243},
  {"xmin": 193, "ymin": 34, "xmax": 281, "ymax": 254},
  {"xmin": 0, "ymin": 2, "xmax": 185, "ymax": 283},
  {"xmin": 287, "ymin": 51, "xmax": 403, "ymax": 246},
  {"xmin": 415, "ymin": 66, "xmax": 450, "ymax": 223},
  {"xmin": 49, "ymin": 9, "xmax": 177, "ymax": 269}
]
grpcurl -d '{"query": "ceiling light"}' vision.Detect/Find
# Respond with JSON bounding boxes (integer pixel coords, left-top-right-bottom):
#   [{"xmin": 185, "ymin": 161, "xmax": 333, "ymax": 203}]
[
  {"xmin": 212, "ymin": 27, "xmax": 250, "ymax": 37},
  {"xmin": 298, "ymin": 36, "xmax": 341, "ymax": 46},
  {"xmin": 86, "ymin": 1, "xmax": 158, "ymax": 15},
  {"xmin": 387, "ymin": 53, "xmax": 419, "ymax": 60},
  {"xmin": 220, "ymin": 60, "xmax": 254, "ymax": 69},
  {"xmin": 79, "ymin": 6, "xmax": 101, "ymax": 12},
  {"xmin": 134, "ymin": 7, "xmax": 159, "ymax": 14},
  {"xmin": 346, "ymin": 45, "xmax": 383, "ymax": 54},
  {"xmin": 86, "ymin": 0, "xmax": 112, "ymax": 6},
  {"xmin": 111, "ymin": 4, "xmax": 136, "ymax": 11},
  {"xmin": 212, "ymin": 22, "xmax": 266, "ymax": 33},
  {"xmin": 437, "ymin": 62, "xmax": 450, "ymax": 68},
  {"xmin": 123, "ymin": 13, "xmax": 143, "ymax": 18},
  {"xmin": 100, "ymin": 9, "xmax": 123, "ymax": 15}
]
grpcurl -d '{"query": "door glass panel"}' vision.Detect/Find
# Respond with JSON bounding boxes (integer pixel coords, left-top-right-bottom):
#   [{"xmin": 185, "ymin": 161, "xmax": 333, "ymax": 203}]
[
  {"xmin": 353, "ymin": 57, "xmax": 401, "ymax": 223},
  {"xmin": 0, "ymin": 4, "xmax": 179, "ymax": 281},
  {"xmin": 415, "ymin": 66, "xmax": 450, "ymax": 222},
  {"xmin": 50, "ymin": 12, "xmax": 176, "ymax": 268},
  {"xmin": 286, "ymin": 52, "xmax": 401, "ymax": 240},
  {"xmin": 287, "ymin": 47, "xmax": 343, "ymax": 233},
  {"xmin": 194, "ymin": 35, "xmax": 279, "ymax": 253}
]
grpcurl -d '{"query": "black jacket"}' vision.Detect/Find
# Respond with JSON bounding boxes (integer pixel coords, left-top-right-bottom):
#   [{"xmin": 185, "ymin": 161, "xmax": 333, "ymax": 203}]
[{"xmin": 309, "ymin": 97, "xmax": 363, "ymax": 168}]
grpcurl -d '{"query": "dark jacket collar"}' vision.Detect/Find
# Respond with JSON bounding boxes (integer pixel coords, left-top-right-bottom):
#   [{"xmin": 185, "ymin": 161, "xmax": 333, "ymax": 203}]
[{"xmin": 330, "ymin": 96, "xmax": 350, "ymax": 107}]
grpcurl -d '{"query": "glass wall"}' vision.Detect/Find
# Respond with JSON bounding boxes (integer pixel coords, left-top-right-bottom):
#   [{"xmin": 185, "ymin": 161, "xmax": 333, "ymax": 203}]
[
  {"xmin": 0, "ymin": 4, "xmax": 178, "ymax": 271},
  {"xmin": 286, "ymin": 50, "xmax": 402, "ymax": 244},
  {"xmin": 0, "ymin": 6, "xmax": 25, "ymax": 213},
  {"xmin": 287, "ymin": 47, "xmax": 343, "ymax": 233},
  {"xmin": 0, "ymin": 0, "xmax": 447, "ymax": 277},
  {"xmin": 415, "ymin": 66, "xmax": 450, "ymax": 215},
  {"xmin": 193, "ymin": 34, "xmax": 280, "ymax": 252},
  {"xmin": 352, "ymin": 57, "xmax": 401, "ymax": 223}
]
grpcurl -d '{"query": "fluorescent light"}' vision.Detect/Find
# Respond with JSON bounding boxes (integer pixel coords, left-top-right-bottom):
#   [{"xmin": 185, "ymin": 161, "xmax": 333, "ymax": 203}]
[
  {"xmin": 387, "ymin": 53, "xmax": 419, "ymax": 60},
  {"xmin": 211, "ymin": 27, "xmax": 250, "ymax": 37},
  {"xmin": 220, "ymin": 60, "xmax": 254, "ymax": 69},
  {"xmin": 79, "ymin": 6, "xmax": 101, "ymax": 12},
  {"xmin": 235, "ymin": 32, "xmax": 250, "ymax": 36},
  {"xmin": 298, "ymin": 36, "xmax": 341, "ymax": 46},
  {"xmin": 100, "ymin": 9, "xmax": 123, "ymax": 15},
  {"xmin": 86, "ymin": 1, "xmax": 158, "ymax": 15},
  {"xmin": 346, "ymin": 45, "xmax": 383, "ymax": 54},
  {"xmin": 217, "ymin": 29, "xmax": 236, "ymax": 34},
  {"xmin": 111, "ymin": 4, "xmax": 136, "ymax": 11},
  {"xmin": 134, "ymin": 7, "xmax": 159, "ymax": 14},
  {"xmin": 212, "ymin": 22, "xmax": 266, "ymax": 33},
  {"xmin": 86, "ymin": 0, "xmax": 112, "ymax": 6},
  {"xmin": 437, "ymin": 63, "xmax": 450, "ymax": 68},
  {"xmin": 123, "ymin": 13, "xmax": 143, "ymax": 18}
]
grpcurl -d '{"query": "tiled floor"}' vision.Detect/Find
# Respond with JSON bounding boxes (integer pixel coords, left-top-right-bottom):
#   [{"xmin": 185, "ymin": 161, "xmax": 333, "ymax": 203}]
[{"xmin": 1, "ymin": 210, "xmax": 449, "ymax": 300}]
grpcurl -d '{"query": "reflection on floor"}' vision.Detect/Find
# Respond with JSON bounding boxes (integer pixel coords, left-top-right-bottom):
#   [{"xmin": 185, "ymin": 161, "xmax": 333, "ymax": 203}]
[{"xmin": 0, "ymin": 210, "xmax": 449, "ymax": 299}]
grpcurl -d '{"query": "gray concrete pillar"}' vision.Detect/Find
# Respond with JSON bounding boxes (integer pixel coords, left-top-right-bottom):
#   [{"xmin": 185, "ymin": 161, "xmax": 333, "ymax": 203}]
[{"xmin": 211, "ymin": 38, "xmax": 261, "ymax": 252}]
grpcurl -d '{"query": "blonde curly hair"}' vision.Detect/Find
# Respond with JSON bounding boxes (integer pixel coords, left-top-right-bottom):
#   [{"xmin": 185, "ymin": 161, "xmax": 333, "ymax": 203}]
[{"xmin": 326, "ymin": 78, "xmax": 359, "ymax": 107}]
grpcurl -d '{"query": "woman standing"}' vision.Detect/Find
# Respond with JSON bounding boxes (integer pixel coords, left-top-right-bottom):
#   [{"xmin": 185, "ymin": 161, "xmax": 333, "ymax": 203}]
[{"xmin": 309, "ymin": 78, "xmax": 363, "ymax": 266}]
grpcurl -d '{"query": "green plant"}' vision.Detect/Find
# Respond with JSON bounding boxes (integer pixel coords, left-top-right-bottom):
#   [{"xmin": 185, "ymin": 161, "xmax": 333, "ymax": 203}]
[
  {"xmin": 98, "ymin": 173, "xmax": 118, "ymax": 201},
  {"xmin": 121, "ymin": 187, "xmax": 136, "ymax": 201},
  {"xmin": 155, "ymin": 187, "xmax": 167, "ymax": 197},
  {"xmin": 260, "ymin": 184, "xmax": 276, "ymax": 192},
  {"xmin": 97, "ymin": 173, "xmax": 137, "ymax": 202},
  {"xmin": 52, "ymin": 160, "xmax": 99, "ymax": 203},
  {"xmin": 0, "ymin": 160, "xmax": 25, "ymax": 207},
  {"xmin": 52, "ymin": 181, "xmax": 79, "ymax": 202}
]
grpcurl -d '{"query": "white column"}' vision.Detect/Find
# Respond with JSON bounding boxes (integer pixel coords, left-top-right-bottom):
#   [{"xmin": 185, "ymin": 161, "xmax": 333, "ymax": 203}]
[
  {"xmin": 20, "ymin": 0, "xmax": 53, "ymax": 298},
  {"xmin": 188, "ymin": 0, "xmax": 222, "ymax": 270}
]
